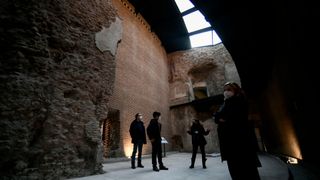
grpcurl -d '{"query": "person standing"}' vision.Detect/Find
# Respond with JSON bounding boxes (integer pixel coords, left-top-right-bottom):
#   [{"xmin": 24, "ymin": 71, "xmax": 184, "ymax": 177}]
[
  {"xmin": 129, "ymin": 113, "xmax": 147, "ymax": 169},
  {"xmin": 147, "ymin": 111, "xmax": 169, "ymax": 172},
  {"xmin": 213, "ymin": 82, "xmax": 261, "ymax": 180},
  {"xmin": 187, "ymin": 119, "xmax": 210, "ymax": 169}
]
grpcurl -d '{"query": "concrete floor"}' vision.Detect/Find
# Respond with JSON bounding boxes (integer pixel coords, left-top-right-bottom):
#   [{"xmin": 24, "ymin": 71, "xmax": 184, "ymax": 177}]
[{"xmin": 69, "ymin": 152, "xmax": 291, "ymax": 180}]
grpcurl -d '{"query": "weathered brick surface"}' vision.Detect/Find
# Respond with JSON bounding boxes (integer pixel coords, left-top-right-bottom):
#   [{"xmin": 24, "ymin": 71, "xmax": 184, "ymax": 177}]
[{"xmin": 108, "ymin": 0, "xmax": 172, "ymax": 156}]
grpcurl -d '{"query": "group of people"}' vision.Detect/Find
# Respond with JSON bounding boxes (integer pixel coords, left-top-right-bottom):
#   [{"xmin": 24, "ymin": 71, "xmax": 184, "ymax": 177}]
[
  {"xmin": 129, "ymin": 82, "xmax": 261, "ymax": 179},
  {"xmin": 129, "ymin": 111, "xmax": 168, "ymax": 171}
]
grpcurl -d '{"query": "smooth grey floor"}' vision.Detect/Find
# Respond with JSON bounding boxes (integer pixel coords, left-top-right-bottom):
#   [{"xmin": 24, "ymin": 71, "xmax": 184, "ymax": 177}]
[{"xmin": 69, "ymin": 152, "xmax": 290, "ymax": 180}]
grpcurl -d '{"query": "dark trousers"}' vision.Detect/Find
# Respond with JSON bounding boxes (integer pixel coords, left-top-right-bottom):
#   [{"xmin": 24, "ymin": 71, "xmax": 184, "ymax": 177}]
[
  {"xmin": 191, "ymin": 144, "xmax": 206, "ymax": 161},
  {"xmin": 227, "ymin": 159, "xmax": 260, "ymax": 180},
  {"xmin": 131, "ymin": 141, "xmax": 143, "ymax": 163},
  {"xmin": 151, "ymin": 140, "xmax": 163, "ymax": 167}
]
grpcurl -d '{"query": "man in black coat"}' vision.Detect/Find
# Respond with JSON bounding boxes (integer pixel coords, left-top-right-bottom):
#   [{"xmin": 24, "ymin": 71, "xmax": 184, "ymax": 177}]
[
  {"xmin": 187, "ymin": 119, "xmax": 210, "ymax": 168},
  {"xmin": 147, "ymin": 111, "xmax": 168, "ymax": 171},
  {"xmin": 129, "ymin": 113, "xmax": 147, "ymax": 169}
]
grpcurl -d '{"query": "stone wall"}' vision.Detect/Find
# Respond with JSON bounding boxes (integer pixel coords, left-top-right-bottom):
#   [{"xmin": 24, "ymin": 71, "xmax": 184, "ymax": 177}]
[
  {"xmin": 168, "ymin": 44, "xmax": 240, "ymax": 97},
  {"xmin": 0, "ymin": 0, "xmax": 118, "ymax": 179},
  {"xmin": 168, "ymin": 45, "xmax": 240, "ymax": 153}
]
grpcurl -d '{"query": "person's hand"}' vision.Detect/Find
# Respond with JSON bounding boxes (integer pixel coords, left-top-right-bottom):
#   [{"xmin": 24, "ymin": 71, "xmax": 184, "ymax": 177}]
[{"xmin": 150, "ymin": 139, "xmax": 155, "ymax": 143}]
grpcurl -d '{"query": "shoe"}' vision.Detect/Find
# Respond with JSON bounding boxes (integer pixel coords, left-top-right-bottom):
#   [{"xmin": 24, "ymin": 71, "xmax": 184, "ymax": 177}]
[
  {"xmin": 190, "ymin": 158, "xmax": 195, "ymax": 169},
  {"xmin": 159, "ymin": 165, "xmax": 168, "ymax": 170},
  {"xmin": 153, "ymin": 166, "xmax": 159, "ymax": 172},
  {"xmin": 202, "ymin": 158, "xmax": 207, "ymax": 169},
  {"xmin": 137, "ymin": 164, "xmax": 144, "ymax": 168},
  {"xmin": 131, "ymin": 166, "xmax": 136, "ymax": 169}
]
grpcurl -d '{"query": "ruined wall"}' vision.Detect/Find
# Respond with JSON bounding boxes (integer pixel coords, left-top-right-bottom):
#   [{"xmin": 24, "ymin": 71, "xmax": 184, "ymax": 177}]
[
  {"xmin": 0, "ymin": 0, "xmax": 119, "ymax": 179},
  {"xmin": 170, "ymin": 105, "xmax": 220, "ymax": 153},
  {"xmin": 169, "ymin": 44, "xmax": 240, "ymax": 97},
  {"xmin": 168, "ymin": 45, "xmax": 240, "ymax": 153},
  {"xmin": 108, "ymin": 0, "xmax": 171, "ymax": 157}
]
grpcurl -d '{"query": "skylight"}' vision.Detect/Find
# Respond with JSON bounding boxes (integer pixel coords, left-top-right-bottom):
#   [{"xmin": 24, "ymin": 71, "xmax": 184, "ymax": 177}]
[
  {"xmin": 175, "ymin": 0, "xmax": 194, "ymax": 13},
  {"xmin": 174, "ymin": 0, "xmax": 223, "ymax": 48},
  {"xmin": 211, "ymin": 30, "xmax": 222, "ymax": 44},
  {"xmin": 190, "ymin": 30, "xmax": 222, "ymax": 48},
  {"xmin": 183, "ymin": 11, "xmax": 211, "ymax": 33}
]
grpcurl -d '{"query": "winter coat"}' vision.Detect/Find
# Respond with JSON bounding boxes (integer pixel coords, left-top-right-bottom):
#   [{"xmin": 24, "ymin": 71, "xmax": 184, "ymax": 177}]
[
  {"xmin": 187, "ymin": 122, "xmax": 209, "ymax": 146},
  {"xmin": 214, "ymin": 95, "xmax": 261, "ymax": 167},
  {"xmin": 147, "ymin": 119, "xmax": 162, "ymax": 142},
  {"xmin": 129, "ymin": 119, "xmax": 147, "ymax": 144}
]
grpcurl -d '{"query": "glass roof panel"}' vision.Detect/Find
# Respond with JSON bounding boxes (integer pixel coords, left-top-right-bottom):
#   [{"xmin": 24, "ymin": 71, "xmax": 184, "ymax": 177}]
[
  {"xmin": 183, "ymin": 11, "xmax": 211, "ymax": 33},
  {"xmin": 174, "ymin": 0, "xmax": 194, "ymax": 13},
  {"xmin": 190, "ymin": 30, "xmax": 221, "ymax": 48}
]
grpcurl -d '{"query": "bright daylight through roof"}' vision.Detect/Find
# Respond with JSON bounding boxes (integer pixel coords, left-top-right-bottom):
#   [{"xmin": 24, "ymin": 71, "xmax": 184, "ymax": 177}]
[{"xmin": 174, "ymin": 0, "xmax": 222, "ymax": 48}]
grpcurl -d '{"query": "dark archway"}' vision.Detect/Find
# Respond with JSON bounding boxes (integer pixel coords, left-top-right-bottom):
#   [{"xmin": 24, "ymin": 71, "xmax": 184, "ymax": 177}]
[{"xmin": 102, "ymin": 109, "xmax": 122, "ymax": 158}]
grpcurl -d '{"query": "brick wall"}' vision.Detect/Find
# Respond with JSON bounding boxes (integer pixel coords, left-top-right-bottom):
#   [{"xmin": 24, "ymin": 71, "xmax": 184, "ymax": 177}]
[{"xmin": 108, "ymin": 0, "xmax": 171, "ymax": 156}]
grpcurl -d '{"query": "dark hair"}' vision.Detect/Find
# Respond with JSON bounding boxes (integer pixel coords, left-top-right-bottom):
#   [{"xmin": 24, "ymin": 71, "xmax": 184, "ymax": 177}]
[
  {"xmin": 224, "ymin": 82, "xmax": 245, "ymax": 97},
  {"xmin": 135, "ymin": 113, "xmax": 141, "ymax": 119},
  {"xmin": 153, "ymin": 111, "xmax": 161, "ymax": 118}
]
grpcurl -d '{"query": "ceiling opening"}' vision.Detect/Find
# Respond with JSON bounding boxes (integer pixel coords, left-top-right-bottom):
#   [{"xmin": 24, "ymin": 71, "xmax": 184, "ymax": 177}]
[{"xmin": 174, "ymin": 0, "xmax": 222, "ymax": 48}]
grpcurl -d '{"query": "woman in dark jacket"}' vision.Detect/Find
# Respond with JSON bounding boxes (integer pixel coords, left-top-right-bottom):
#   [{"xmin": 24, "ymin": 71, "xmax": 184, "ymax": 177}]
[
  {"xmin": 214, "ymin": 82, "xmax": 261, "ymax": 180},
  {"xmin": 187, "ymin": 119, "xmax": 210, "ymax": 169}
]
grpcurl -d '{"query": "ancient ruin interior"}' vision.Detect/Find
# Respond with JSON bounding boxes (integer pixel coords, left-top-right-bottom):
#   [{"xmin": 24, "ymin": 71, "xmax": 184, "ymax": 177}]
[{"xmin": 1, "ymin": 0, "xmax": 319, "ymax": 179}]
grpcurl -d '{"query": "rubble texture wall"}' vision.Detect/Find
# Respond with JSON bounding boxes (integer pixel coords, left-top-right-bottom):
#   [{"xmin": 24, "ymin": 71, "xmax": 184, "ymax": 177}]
[
  {"xmin": 108, "ymin": 0, "xmax": 171, "ymax": 157},
  {"xmin": 169, "ymin": 44, "xmax": 240, "ymax": 97},
  {"xmin": 168, "ymin": 45, "xmax": 240, "ymax": 153},
  {"xmin": 0, "ymin": 0, "xmax": 118, "ymax": 179}
]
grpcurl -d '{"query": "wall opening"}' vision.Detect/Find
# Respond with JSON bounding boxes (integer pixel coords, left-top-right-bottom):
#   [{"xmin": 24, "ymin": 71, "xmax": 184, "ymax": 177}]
[
  {"xmin": 193, "ymin": 82, "xmax": 209, "ymax": 100},
  {"xmin": 101, "ymin": 108, "xmax": 122, "ymax": 158}
]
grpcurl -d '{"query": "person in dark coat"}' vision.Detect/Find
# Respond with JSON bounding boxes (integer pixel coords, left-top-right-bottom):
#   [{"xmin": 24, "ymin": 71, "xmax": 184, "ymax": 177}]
[
  {"xmin": 129, "ymin": 113, "xmax": 147, "ymax": 169},
  {"xmin": 187, "ymin": 119, "xmax": 210, "ymax": 169},
  {"xmin": 147, "ymin": 111, "xmax": 168, "ymax": 171},
  {"xmin": 213, "ymin": 82, "xmax": 261, "ymax": 180}
]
